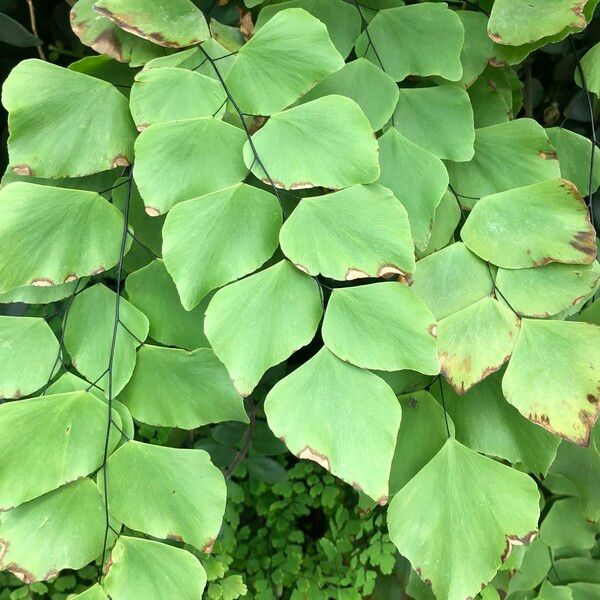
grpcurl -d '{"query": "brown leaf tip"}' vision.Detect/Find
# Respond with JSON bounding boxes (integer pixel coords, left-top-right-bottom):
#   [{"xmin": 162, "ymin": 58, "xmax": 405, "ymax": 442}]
[
  {"xmin": 345, "ymin": 268, "xmax": 370, "ymax": 281},
  {"xmin": 297, "ymin": 446, "xmax": 331, "ymax": 471},
  {"xmin": 12, "ymin": 165, "xmax": 33, "ymax": 176},
  {"xmin": 145, "ymin": 206, "xmax": 161, "ymax": 217},
  {"xmin": 111, "ymin": 155, "xmax": 130, "ymax": 169},
  {"xmin": 31, "ymin": 278, "xmax": 54, "ymax": 287},
  {"xmin": 202, "ymin": 538, "xmax": 215, "ymax": 554},
  {"xmin": 502, "ymin": 531, "xmax": 537, "ymax": 562}
]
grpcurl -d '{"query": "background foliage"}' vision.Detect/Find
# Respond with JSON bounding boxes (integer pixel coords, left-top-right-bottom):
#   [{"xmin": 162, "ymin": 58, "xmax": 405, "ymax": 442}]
[{"xmin": 1, "ymin": 0, "xmax": 600, "ymax": 599}]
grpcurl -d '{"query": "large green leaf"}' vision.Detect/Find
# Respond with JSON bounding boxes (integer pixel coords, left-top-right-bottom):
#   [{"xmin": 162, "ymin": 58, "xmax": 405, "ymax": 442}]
[
  {"xmin": 546, "ymin": 127, "xmax": 600, "ymax": 196},
  {"xmin": 0, "ymin": 391, "xmax": 119, "ymax": 509},
  {"xmin": 92, "ymin": 0, "xmax": 209, "ymax": 48},
  {"xmin": 299, "ymin": 59, "xmax": 398, "ymax": 131},
  {"xmin": 254, "ymin": 0, "xmax": 361, "ymax": 58},
  {"xmin": 0, "ymin": 183, "xmax": 123, "ymax": 292},
  {"xmin": 224, "ymin": 8, "xmax": 344, "ymax": 115},
  {"xmin": 462, "ymin": 180, "xmax": 596, "ymax": 268},
  {"xmin": 106, "ymin": 442, "xmax": 226, "ymax": 551},
  {"xmin": 502, "ymin": 319, "xmax": 600, "ymax": 445},
  {"xmin": 377, "ymin": 128, "xmax": 448, "ymax": 250},
  {"xmin": 488, "ymin": 0, "xmax": 588, "ymax": 46},
  {"xmin": 204, "ymin": 260, "xmax": 323, "ymax": 396},
  {"xmin": 355, "ymin": 3, "xmax": 464, "ymax": 82},
  {"xmin": 495, "ymin": 262, "xmax": 600, "ymax": 318},
  {"xmin": 411, "ymin": 242, "xmax": 494, "ymax": 320},
  {"xmin": 446, "ymin": 119, "xmax": 560, "ymax": 207},
  {"xmin": 265, "ymin": 347, "xmax": 401, "ymax": 503},
  {"xmin": 162, "ymin": 183, "xmax": 281, "ymax": 310},
  {"xmin": 388, "ymin": 438, "xmax": 540, "ymax": 600},
  {"xmin": 279, "ymin": 184, "xmax": 414, "ymax": 281},
  {"xmin": 103, "ymin": 537, "xmax": 207, "ymax": 600},
  {"xmin": 392, "ymin": 85, "xmax": 475, "ymax": 162},
  {"xmin": 575, "ymin": 42, "xmax": 600, "ymax": 97},
  {"xmin": 437, "ymin": 296, "xmax": 520, "ymax": 394},
  {"xmin": 244, "ymin": 96, "xmax": 379, "ymax": 190},
  {"xmin": 134, "ymin": 118, "xmax": 248, "ymax": 216},
  {"xmin": 437, "ymin": 373, "xmax": 560, "ymax": 475},
  {"xmin": 389, "ymin": 391, "xmax": 449, "ymax": 496},
  {"xmin": 322, "ymin": 282, "xmax": 439, "ymax": 374},
  {"xmin": 0, "ymin": 317, "xmax": 59, "ymax": 399},
  {"xmin": 70, "ymin": 0, "xmax": 168, "ymax": 67},
  {"xmin": 129, "ymin": 67, "xmax": 226, "ymax": 130},
  {"xmin": 539, "ymin": 498, "xmax": 599, "ymax": 550},
  {"xmin": 2, "ymin": 59, "xmax": 136, "ymax": 178},
  {"xmin": 64, "ymin": 284, "xmax": 149, "ymax": 397},
  {"xmin": 120, "ymin": 345, "xmax": 248, "ymax": 429},
  {"xmin": 548, "ymin": 423, "xmax": 600, "ymax": 522},
  {"xmin": 125, "ymin": 260, "xmax": 209, "ymax": 350},
  {"xmin": 0, "ymin": 479, "xmax": 104, "ymax": 583}
]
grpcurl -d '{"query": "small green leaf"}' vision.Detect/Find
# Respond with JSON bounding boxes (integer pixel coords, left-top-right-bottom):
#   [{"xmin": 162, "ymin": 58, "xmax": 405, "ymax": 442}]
[
  {"xmin": 416, "ymin": 191, "xmax": 461, "ymax": 259},
  {"xmin": 106, "ymin": 443, "xmax": 226, "ymax": 551},
  {"xmin": 279, "ymin": 184, "xmax": 414, "ymax": 281},
  {"xmin": 92, "ymin": 0, "xmax": 209, "ymax": 48},
  {"xmin": 162, "ymin": 183, "xmax": 281, "ymax": 310},
  {"xmin": 103, "ymin": 537, "xmax": 207, "ymax": 600},
  {"xmin": 244, "ymin": 96, "xmax": 379, "ymax": 190},
  {"xmin": 265, "ymin": 347, "xmax": 401, "ymax": 503},
  {"xmin": 575, "ymin": 42, "xmax": 600, "ymax": 97},
  {"xmin": 388, "ymin": 439, "xmax": 540, "ymax": 600},
  {"xmin": 120, "ymin": 345, "xmax": 248, "ymax": 429},
  {"xmin": 204, "ymin": 260, "xmax": 323, "ymax": 396},
  {"xmin": 0, "ymin": 317, "xmax": 59, "ymax": 399},
  {"xmin": 72, "ymin": 584, "xmax": 109, "ymax": 600},
  {"xmin": 2, "ymin": 60, "xmax": 136, "ymax": 178},
  {"xmin": 322, "ymin": 282, "xmax": 439, "ymax": 374},
  {"xmin": 540, "ymin": 498, "xmax": 599, "ymax": 550},
  {"xmin": 0, "ymin": 12, "xmax": 41, "ymax": 47},
  {"xmin": 503, "ymin": 319, "xmax": 600, "ymax": 445}
]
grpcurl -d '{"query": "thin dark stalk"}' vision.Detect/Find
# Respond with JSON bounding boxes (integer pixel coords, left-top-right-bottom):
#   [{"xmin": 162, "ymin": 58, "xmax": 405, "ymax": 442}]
[
  {"xmin": 449, "ymin": 184, "xmax": 481, "ymax": 202},
  {"xmin": 437, "ymin": 376, "xmax": 451, "ymax": 438},
  {"xmin": 224, "ymin": 397, "xmax": 256, "ymax": 478},
  {"xmin": 25, "ymin": 0, "xmax": 46, "ymax": 60},
  {"xmin": 486, "ymin": 262, "xmax": 520, "ymax": 317},
  {"xmin": 126, "ymin": 230, "xmax": 160, "ymax": 260},
  {"xmin": 98, "ymin": 169, "xmax": 134, "ymax": 582}
]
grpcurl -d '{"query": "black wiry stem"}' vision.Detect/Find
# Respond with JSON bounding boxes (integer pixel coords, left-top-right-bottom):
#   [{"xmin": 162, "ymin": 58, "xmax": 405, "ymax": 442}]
[
  {"xmin": 98, "ymin": 168, "xmax": 134, "ymax": 582},
  {"xmin": 224, "ymin": 397, "xmax": 256, "ymax": 479}
]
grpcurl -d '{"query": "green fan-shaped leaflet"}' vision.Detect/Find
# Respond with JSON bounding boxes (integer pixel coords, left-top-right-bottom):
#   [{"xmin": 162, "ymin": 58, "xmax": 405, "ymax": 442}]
[
  {"xmin": 1, "ymin": 60, "xmax": 136, "ymax": 178},
  {"xmin": 279, "ymin": 184, "xmax": 414, "ymax": 281},
  {"xmin": 449, "ymin": 12, "xmax": 493, "ymax": 88},
  {"xmin": 254, "ymin": 0, "xmax": 361, "ymax": 58},
  {"xmin": 162, "ymin": 183, "xmax": 282, "ymax": 310},
  {"xmin": 446, "ymin": 119, "xmax": 560, "ymax": 207},
  {"xmin": 129, "ymin": 67, "xmax": 226, "ymax": 130},
  {"xmin": 106, "ymin": 442, "xmax": 226, "ymax": 551},
  {"xmin": 461, "ymin": 180, "xmax": 596, "ymax": 269},
  {"xmin": 125, "ymin": 260, "xmax": 209, "ymax": 350},
  {"xmin": 103, "ymin": 537, "xmax": 207, "ymax": 600},
  {"xmin": 0, "ymin": 391, "xmax": 120, "ymax": 510},
  {"xmin": 436, "ymin": 297, "xmax": 520, "ymax": 394},
  {"xmin": 549, "ymin": 558, "xmax": 600, "ymax": 586},
  {"xmin": 244, "ymin": 96, "xmax": 379, "ymax": 190},
  {"xmin": 436, "ymin": 373, "xmax": 560, "ymax": 475},
  {"xmin": 0, "ymin": 183, "xmax": 123, "ymax": 292},
  {"xmin": 377, "ymin": 128, "xmax": 448, "ymax": 251},
  {"xmin": 539, "ymin": 498, "xmax": 599, "ymax": 550},
  {"xmin": 467, "ymin": 67, "xmax": 512, "ymax": 128},
  {"xmin": 73, "ymin": 584, "xmax": 108, "ymax": 600},
  {"xmin": 322, "ymin": 282, "xmax": 439, "ymax": 374},
  {"xmin": 0, "ymin": 317, "xmax": 59, "ymax": 399},
  {"xmin": 92, "ymin": 0, "xmax": 209, "ymax": 48},
  {"xmin": 549, "ymin": 424, "xmax": 600, "ymax": 522},
  {"xmin": 417, "ymin": 191, "xmax": 461, "ymax": 259},
  {"xmin": 392, "ymin": 86, "xmax": 475, "ymax": 162},
  {"xmin": 133, "ymin": 118, "xmax": 248, "ymax": 216},
  {"xmin": 410, "ymin": 242, "xmax": 494, "ymax": 320},
  {"xmin": 387, "ymin": 438, "xmax": 540, "ymax": 600},
  {"xmin": 488, "ymin": 0, "xmax": 588, "ymax": 47},
  {"xmin": 205, "ymin": 260, "xmax": 323, "ymax": 396},
  {"xmin": 506, "ymin": 538, "xmax": 552, "ymax": 595},
  {"xmin": 502, "ymin": 319, "xmax": 600, "ymax": 446},
  {"xmin": 47, "ymin": 372, "xmax": 134, "ymax": 444},
  {"xmin": 495, "ymin": 262, "xmax": 600, "ymax": 318},
  {"xmin": 546, "ymin": 127, "xmax": 600, "ymax": 196},
  {"xmin": 64, "ymin": 284, "xmax": 149, "ymax": 397},
  {"xmin": 0, "ymin": 478, "xmax": 104, "ymax": 583},
  {"xmin": 70, "ymin": 0, "xmax": 168, "ymax": 67},
  {"xmin": 354, "ymin": 3, "xmax": 464, "ymax": 82},
  {"xmin": 0, "ymin": 279, "xmax": 85, "ymax": 306},
  {"xmin": 575, "ymin": 42, "xmax": 600, "ymax": 96},
  {"xmin": 67, "ymin": 55, "xmax": 136, "ymax": 93},
  {"xmin": 265, "ymin": 347, "xmax": 401, "ymax": 503},
  {"xmin": 224, "ymin": 9, "xmax": 344, "ymax": 115},
  {"xmin": 389, "ymin": 391, "xmax": 450, "ymax": 496},
  {"xmin": 299, "ymin": 59, "xmax": 398, "ymax": 131},
  {"xmin": 120, "ymin": 345, "xmax": 248, "ymax": 429}
]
